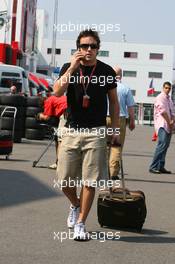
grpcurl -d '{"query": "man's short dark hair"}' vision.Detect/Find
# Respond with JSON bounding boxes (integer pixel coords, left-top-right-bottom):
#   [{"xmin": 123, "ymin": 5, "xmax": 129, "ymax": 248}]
[
  {"xmin": 163, "ymin": 81, "xmax": 171, "ymax": 87},
  {"xmin": 76, "ymin": 29, "xmax": 100, "ymax": 49}
]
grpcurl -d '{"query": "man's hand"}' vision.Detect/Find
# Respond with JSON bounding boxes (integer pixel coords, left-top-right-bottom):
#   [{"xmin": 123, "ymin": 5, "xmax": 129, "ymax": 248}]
[
  {"xmin": 70, "ymin": 51, "xmax": 85, "ymax": 71},
  {"xmin": 129, "ymin": 119, "xmax": 135, "ymax": 131},
  {"xmin": 111, "ymin": 134, "xmax": 121, "ymax": 147},
  {"xmin": 35, "ymin": 112, "xmax": 42, "ymax": 120},
  {"xmin": 168, "ymin": 120, "xmax": 174, "ymax": 131}
]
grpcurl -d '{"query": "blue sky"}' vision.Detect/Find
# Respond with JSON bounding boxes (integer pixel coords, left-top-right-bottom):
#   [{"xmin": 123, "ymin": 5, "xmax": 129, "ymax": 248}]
[{"xmin": 37, "ymin": 0, "xmax": 175, "ymax": 45}]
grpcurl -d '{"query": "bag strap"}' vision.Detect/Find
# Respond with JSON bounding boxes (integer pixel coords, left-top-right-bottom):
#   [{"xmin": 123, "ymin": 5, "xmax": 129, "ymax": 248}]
[
  {"xmin": 108, "ymin": 143, "xmax": 126, "ymax": 200},
  {"xmin": 120, "ymin": 158, "xmax": 126, "ymax": 200}
]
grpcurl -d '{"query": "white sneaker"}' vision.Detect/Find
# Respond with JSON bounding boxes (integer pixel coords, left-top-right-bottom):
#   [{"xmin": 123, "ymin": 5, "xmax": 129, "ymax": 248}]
[
  {"xmin": 73, "ymin": 222, "xmax": 89, "ymax": 241},
  {"xmin": 48, "ymin": 163, "xmax": 57, "ymax": 169},
  {"xmin": 67, "ymin": 205, "xmax": 80, "ymax": 229}
]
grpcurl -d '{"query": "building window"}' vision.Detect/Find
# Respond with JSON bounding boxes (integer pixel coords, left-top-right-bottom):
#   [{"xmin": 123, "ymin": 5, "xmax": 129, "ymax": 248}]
[
  {"xmin": 123, "ymin": 71, "xmax": 137, "ymax": 77},
  {"xmin": 148, "ymin": 72, "xmax": 162, "ymax": 78},
  {"xmin": 149, "ymin": 53, "xmax": 163, "ymax": 60},
  {"xmin": 124, "ymin": 52, "xmax": 138, "ymax": 58},
  {"xmin": 71, "ymin": 49, "xmax": 76, "ymax": 55},
  {"xmin": 56, "ymin": 48, "xmax": 61, "ymax": 55},
  {"xmin": 47, "ymin": 48, "xmax": 61, "ymax": 54},
  {"xmin": 98, "ymin": 50, "xmax": 109, "ymax": 57},
  {"xmin": 47, "ymin": 48, "xmax": 52, "ymax": 54}
]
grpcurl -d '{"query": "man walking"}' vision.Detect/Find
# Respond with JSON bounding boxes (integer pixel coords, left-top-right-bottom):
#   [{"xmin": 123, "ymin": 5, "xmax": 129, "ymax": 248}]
[
  {"xmin": 149, "ymin": 82, "xmax": 175, "ymax": 174},
  {"xmin": 53, "ymin": 29, "xmax": 120, "ymax": 241},
  {"xmin": 108, "ymin": 66, "xmax": 135, "ymax": 180}
]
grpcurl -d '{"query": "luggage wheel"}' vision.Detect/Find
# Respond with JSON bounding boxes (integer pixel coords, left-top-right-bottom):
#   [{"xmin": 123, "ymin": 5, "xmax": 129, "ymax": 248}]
[
  {"xmin": 136, "ymin": 224, "xmax": 143, "ymax": 233},
  {"xmin": 5, "ymin": 155, "xmax": 9, "ymax": 160}
]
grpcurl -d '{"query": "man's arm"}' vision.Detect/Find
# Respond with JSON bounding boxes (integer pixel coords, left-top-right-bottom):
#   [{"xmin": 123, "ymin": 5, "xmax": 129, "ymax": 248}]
[
  {"xmin": 53, "ymin": 51, "xmax": 85, "ymax": 96},
  {"xmin": 157, "ymin": 97, "xmax": 174, "ymax": 130},
  {"xmin": 128, "ymin": 106, "xmax": 135, "ymax": 131},
  {"xmin": 38, "ymin": 112, "xmax": 49, "ymax": 121},
  {"xmin": 126, "ymin": 89, "xmax": 135, "ymax": 131},
  {"xmin": 161, "ymin": 112, "xmax": 174, "ymax": 130},
  {"xmin": 108, "ymin": 88, "xmax": 120, "ymax": 144}
]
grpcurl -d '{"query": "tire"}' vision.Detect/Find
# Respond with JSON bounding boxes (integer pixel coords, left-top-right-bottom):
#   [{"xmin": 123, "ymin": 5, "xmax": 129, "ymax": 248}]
[
  {"xmin": 14, "ymin": 130, "xmax": 23, "ymax": 143},
  {"xmin": 26, "ymin": 106, "xmax": 43, "ymax": 117},
  {"xmin": 25, "ymin": 117, "xmax": 42, "ymax": 129},
  {"xmin": 26, "ymin": 96, "xmax": 42, "ymax": 107},
  {"xmin": 0, "ymin": 105, "xmax": 4, "ymax": 115},
  {"xmin": 0, "ymin": 117, "xmax": 13, "ymax": 130},
  {"xmin": 0, "ymin": 117, "xmax": 23, "ymax": 130},
  {"xmin": 25, "ymin": 128, "xmax": 45, "ymax": 140},
  {"xmin": 0, "ymin": 95, "xmax": 26, "ymax": 106}
]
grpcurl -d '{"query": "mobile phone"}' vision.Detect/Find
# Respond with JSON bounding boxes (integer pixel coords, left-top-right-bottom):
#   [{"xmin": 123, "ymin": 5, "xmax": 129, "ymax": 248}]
[{"xmin": 78, "ymin": 49, "xmax": 86, "ymax": 61}]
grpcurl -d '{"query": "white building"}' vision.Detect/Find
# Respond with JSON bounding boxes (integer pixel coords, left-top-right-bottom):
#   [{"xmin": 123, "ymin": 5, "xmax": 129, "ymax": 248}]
[{"xmin": 36, "ymin": 9, "xmax": 174, "ymax": 123}]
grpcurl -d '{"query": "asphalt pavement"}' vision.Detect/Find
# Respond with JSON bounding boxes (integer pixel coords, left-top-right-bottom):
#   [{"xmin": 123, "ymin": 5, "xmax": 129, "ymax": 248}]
[{"xmin": 0, "ymin": 125, "xmax": 175, "ymax": 264}]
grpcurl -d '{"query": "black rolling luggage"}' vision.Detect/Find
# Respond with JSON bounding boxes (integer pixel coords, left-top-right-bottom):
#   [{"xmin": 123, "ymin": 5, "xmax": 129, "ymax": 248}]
[
  {"xmin": 0, "ymin": 130, "xmax": 13, "ymax": 156},
  {"xmin": 0, "ymin": 107, "xmax": 17, "ymax": 159},
  {"xmin": 97, "ymin": 159, "xmax": 147, "ymax": 232}
]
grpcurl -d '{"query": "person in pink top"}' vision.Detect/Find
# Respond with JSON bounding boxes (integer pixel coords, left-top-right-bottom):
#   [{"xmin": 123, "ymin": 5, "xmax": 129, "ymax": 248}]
[{"xmin": 149, "ymin": 82, "xmax": 175, "ymax": 174}]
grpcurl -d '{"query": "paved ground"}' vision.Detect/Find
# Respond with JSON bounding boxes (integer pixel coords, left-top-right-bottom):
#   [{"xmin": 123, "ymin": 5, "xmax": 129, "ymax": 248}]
[{"xmin": 0, "ymin": 125, "xmax": 175, "ymax": 264}]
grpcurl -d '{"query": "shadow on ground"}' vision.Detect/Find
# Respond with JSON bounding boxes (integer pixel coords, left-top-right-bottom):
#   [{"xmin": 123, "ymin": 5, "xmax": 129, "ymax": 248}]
[
  {"xmin": 88, "ymin": 228, "xmax": 175, "ymax": 243},
  {"xmin": 125, "ymin": 178, "xmax": 175, "ymax": 184},
  {"xmin": 0, "ymin": 169, "xmax": 61, "ymax": 208}
]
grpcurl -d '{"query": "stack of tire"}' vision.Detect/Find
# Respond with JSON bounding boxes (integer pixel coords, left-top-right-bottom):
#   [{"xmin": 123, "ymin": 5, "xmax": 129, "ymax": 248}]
[
  {"xmin": 25, "ymin": 96, "xmax": 45, "ymax": 140},
  {"xmin": 0, "ymin": 95, "xmax": 26, "ymax": 143}
]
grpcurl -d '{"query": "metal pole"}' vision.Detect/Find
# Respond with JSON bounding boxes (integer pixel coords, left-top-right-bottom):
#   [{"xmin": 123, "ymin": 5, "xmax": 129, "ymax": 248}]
[{"xmin": 51, "ymin": 0, "xmax": 58, "ymax": 68}]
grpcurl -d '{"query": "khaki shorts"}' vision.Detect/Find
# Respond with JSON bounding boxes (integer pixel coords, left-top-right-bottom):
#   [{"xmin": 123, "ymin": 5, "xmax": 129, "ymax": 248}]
[{"xmin": 56, "ymin": 127, "xmax": 108, "ymax": 187}]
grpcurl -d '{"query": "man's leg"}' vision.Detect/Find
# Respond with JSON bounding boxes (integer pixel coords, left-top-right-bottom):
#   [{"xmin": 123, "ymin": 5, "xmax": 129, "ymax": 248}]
[
  {"xmin": 72, "ymin": 131, "xmax": 107, "ymax": 240},
  {"xmin": 109, "ymin": 117, "xmax": 126, "ymax": 177},
  {"xmin": 159, "ymin": 132, "xmax": 172, "ymax": 170},
  {"xmin": 150, "ymin": 128, "xmax": 170, "ymax": 171},
  {"xmin": 56, "ymin": 133, "xmax": 82, "ymax": 229},
  {"xmin": 77, "ymin": 186, "xmax": 95, "ymax": 223},
  {"xmin": 62, "ymin": 186, "xmax": 80, "ymax": 207}
]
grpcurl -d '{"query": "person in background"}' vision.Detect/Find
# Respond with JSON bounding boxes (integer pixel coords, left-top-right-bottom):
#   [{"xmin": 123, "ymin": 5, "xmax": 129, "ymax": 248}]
[
  {"xmin": 107, "ymin": 66, "xmax": 135, "ymax": 180},
  {"xmin": 37, "ymin": 95, "xmax": 67, "ymax": 169},
  {"xmin": 149, "ymin": 81, "xmax": 175, "ymax": 174},
  {"xmin": 10, "ymin": 85, "xmax": 17, "ymax": 94}
]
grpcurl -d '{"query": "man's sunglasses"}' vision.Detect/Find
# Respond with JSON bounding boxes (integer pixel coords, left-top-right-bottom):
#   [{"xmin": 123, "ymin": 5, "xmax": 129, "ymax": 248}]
[{"xmin": 79, "ymin": 43, "xmax": 98, "ymax": 50}]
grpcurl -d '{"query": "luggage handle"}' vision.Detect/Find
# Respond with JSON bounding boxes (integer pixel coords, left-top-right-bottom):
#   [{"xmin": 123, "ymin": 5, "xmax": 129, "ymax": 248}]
[{"xmin": 108, "ymin": 143, "xmax": 126, "ymax": 200}]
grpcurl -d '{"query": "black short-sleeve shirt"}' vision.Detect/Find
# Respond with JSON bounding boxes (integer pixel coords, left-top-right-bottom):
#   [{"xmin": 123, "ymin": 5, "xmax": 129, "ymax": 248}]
[{"xmin": 59, "ymin": 60, "xmax": 117, "ymax": 128}]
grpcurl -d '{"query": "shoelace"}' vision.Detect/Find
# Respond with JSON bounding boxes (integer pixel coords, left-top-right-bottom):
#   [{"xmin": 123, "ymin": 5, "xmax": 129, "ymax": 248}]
[
  {"xmin": 76, "ymin": 223, "xmax": 89, "ymax": 240},
  {"xmin": 76, "ymin": 223, "xmax": 85, "ymax": 234},
  {"xmin": 69, "ymin": 207, "xmax": 77, "ymax": 222}
]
